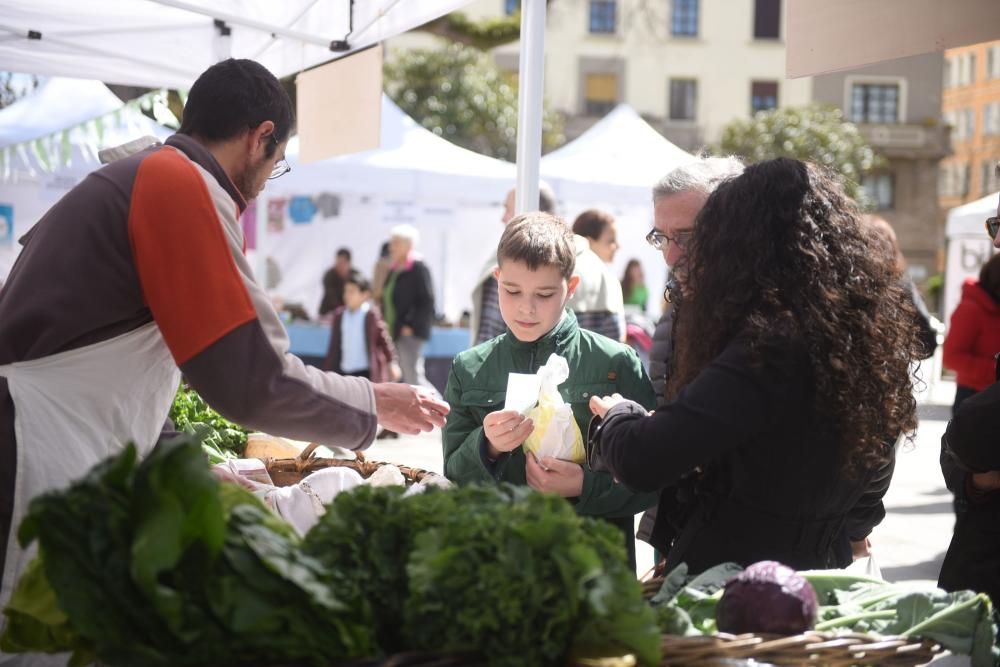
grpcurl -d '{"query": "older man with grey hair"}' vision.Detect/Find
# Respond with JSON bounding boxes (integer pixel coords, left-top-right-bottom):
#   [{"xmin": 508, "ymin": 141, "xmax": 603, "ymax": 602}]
[
  {"xmin": 637, "ymin": 157, "xmax": 744, "ymax": 559},
  {"xmin": 646, "ymin": 156, "xmax": 744, "ymax": 404}
]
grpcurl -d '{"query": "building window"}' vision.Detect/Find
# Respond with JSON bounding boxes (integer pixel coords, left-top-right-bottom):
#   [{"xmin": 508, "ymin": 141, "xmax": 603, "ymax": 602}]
[
  {"xmin": 961, "ymin": 163, "xmax": 972, "ymax": 197},
  {"xmin": 969, "ymin": 53, "xmax": 977, "ymax": 84},
  {"xmin": 753, "ymin": 0, "xmax": 781, "ymax": 39},
  {"xmin": 504, "ymin": 0, "xmax": 519, "ymax": 15},
  {"xmin": 584, "ymin": 72, "xmax": 618, "ymax": 116},
  {"xmin": 851, "ymin": 83, "xmax": 899, "ymax": 124},
  {"xmin": 984, "ymin": 103, "xmax": 997, "ymax": 137},
  {"xmin": 965, "ymin": 107, "xmax": 977, "ymax": 141},
  {"xmin": 669, "ymin": 79, "xmax": 697, "ymax": 121},
  {"xmin": 990, "ymin": 45, "xmax": 1000, "ymax": 79},
  {"xmin": 862, "ymin": 173, "xmax": 895, "ymax": 211},
  {"xmin": 751, "ymin": 81, "xmax": 778, "ymax": 114},
  {"xmin": 589, "ymin": 0, "xmax": 616, "ymax": 34},
  {"xmin": 943, "ymin": 58, "xmax": 952, "ymax": 89},
  {"xmin": 982, "ymin": 161, "xmax": 995, "ymax": 196},
  {"xmin": 671, "ymin": 0, "xmax": 698, "ymax": 36}
]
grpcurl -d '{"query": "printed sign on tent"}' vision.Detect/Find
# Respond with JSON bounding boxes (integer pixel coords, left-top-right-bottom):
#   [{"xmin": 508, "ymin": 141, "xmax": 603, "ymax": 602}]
[{"xmin": 0, "ymin": 205, "xmax": 12, "ymax": 245}]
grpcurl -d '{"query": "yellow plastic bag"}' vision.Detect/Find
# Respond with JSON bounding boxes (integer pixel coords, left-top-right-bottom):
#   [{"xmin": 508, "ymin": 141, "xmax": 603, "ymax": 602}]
[{"xmin": 521, "ymin": 354, "xmax": 585, "ymax": 464}]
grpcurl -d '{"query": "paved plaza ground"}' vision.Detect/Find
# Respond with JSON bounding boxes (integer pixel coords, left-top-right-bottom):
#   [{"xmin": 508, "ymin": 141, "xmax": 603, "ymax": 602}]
[{"xmin": 366, "ymin": 372, "xmax": 962, "ymax": 584}]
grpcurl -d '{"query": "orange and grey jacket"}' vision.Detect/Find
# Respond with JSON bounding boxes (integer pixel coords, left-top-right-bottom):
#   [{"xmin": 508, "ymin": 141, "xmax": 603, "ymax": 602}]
[{"xmin": 0, "ymin": 135, "xmax": 377, "ymax": 572}]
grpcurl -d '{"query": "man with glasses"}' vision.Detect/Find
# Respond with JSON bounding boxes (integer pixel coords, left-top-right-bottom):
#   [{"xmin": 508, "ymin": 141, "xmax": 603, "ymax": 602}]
[{"xmin": 0, "ymin": 59, "xmax": 449, "ymax": 606}]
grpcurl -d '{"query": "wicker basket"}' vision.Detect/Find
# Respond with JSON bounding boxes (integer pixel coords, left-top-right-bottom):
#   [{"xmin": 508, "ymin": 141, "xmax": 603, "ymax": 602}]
[
  {"xmin": 658, "ymin": 631, "xmax": 942, "ymax": 666},
  {"xmin": 262, "ymin": 442, "xmax": 444, "ymax": 488},
  {"xmin": 641, "ymin": 577, "xmax": 943, "ymax": 666}
]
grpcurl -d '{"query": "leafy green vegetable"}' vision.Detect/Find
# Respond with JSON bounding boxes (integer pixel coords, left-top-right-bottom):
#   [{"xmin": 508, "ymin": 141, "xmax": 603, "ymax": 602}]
[
  {"xmin": 302, "ymin": 485, "xmax": 459, "ymax": 652},
  {"xmin": 659, "ymin": 565, "xmax": 998, "ymax": 667},
  {"xmin": 169, "ymin": 384, "xmax": 249, "ymax": 460},
  {"xmin": 1, "ymin": 434, "xmax": 374, "ymax": 666},
  {"xmin": 396, "ymin": 485, "xmax": 659, "ymax": 667}
]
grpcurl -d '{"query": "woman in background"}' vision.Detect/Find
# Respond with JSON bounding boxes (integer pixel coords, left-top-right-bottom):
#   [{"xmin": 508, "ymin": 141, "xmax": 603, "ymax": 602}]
[{"xmin": 621, "ymin": 259, "xmax": 648, "ymax": 311}]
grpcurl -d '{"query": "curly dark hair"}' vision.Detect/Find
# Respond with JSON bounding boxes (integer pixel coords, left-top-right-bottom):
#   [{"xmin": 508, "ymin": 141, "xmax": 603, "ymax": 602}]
[{"xmin": 669, "ymin": 158, "xmax": 919, "ymax": 474}]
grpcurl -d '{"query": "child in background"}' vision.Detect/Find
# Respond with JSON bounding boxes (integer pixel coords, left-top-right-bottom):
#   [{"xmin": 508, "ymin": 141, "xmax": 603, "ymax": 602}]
[
  {"xmin": 442, "ymin": 212, "xmax": 657, "ymax": 568},
  {"xmin": 323, "ymin": 273, "xmax": 399, "ymax": 383}
]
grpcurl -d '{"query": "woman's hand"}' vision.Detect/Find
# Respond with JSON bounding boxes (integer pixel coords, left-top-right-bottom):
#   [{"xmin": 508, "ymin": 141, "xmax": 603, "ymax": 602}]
[
  {"xmin": 971, "ymin": 471, "xmax": 1000, "ymax": 493},
  {"xmin": 483, "ymin": 410, "xmax": 534, "ymax": 459},
  {"xmin": 850, "ymin": 537, "xmax": 872, "ymax": 560},
  {"xmin": 525, "ymin": 454, "xmax": 584, "ymax": 498},
  {"xmin": 589, "ymin": 393, "xmax": 627, "ymax": 419}
]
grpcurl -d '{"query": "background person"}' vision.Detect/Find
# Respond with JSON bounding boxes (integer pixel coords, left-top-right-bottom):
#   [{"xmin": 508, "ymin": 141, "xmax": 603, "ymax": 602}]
[
  {"xmin": 323, "ymin": 272, "xmax": 398, "ymax": 383},
  {"xmin": 943, "ymin": 253, "xmax": 1000, "ymax": 415},
  {"xmin": 621, "ymin": 259, "xmax": 648, "ymax": 311},
  {"xmin": 318, "ymin": 247, "xmax": 353, "ymax": 318},
  {"xmin": 381, "ymin": 225, "xmax": 437, "ymax": 394},
  {"xmin": 572, "ymin": 208, "xmax": 619, "ymax": 264}
]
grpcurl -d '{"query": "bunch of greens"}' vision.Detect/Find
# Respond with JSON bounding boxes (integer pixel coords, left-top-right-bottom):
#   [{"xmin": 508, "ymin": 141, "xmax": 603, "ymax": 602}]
[
  {"xmin": 305, "ymin": 484, "xmax": 661, "ymax": 666},
  {"xmin": 169, "ymin": 384, "xmax": 249, "ymax": 463},
  {"xmin": 801, "ymin": 571, "xmax": 997, "ymax": 667},
  {"xmin": 400, "ymin": 485, "xmax": 660, "ymax": 667},
  {"xmin": 650, "ymin": 564, "xmax": 998, "ymax": 667},
  {"xmin": 302, "ymin": 485, "xmax": 459, "ymax": 653},
  {"xmin": 0, "ymin": 435, "xmax": 374, "ymax": 666}
]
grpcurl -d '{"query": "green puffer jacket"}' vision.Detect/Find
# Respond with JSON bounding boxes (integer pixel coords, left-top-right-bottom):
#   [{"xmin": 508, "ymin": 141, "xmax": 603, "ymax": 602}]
[{"xmin": 442, "ymin": 310, "xmax": 657, "ymax": 519}]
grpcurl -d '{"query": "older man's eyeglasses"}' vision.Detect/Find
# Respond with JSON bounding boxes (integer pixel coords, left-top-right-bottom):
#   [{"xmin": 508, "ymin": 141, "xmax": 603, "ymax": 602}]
[
  {"xmin": 268, "ymin": 135, "xmax": 290, "ymax": 180},
  {"xmin": 645, "ymin": 228, "xmax": 692, "ymax": 251},
  {"xmin": 987, "ymin": 216, "xmax": 999, "ymax": 240}
]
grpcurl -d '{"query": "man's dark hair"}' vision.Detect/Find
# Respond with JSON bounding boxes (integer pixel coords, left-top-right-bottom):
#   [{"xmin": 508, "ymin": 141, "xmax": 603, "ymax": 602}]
[
  {"xmin": 345, "ymin": 271, "xmax": 371, "ymax": 293},
  {"xmin": 336, "ymin": 248, "xmax": 352, "ymax": 262},
  {"xmin": 179, "ymin": 59, "xmax": 294, "ymax": 157},
  {"xmin": 497, "ymin": 212, "xmax": 576, "ymax": 280}
]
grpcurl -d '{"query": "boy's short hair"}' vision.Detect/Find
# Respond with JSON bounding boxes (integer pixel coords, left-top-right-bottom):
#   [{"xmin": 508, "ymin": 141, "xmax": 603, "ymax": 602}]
[
  {"xmin": 345, "ymin": 271, "xmax": 371, "ymax": 293},
  {"xmin": 497, "ymin": 212, "xmax": 576, "ymax": 280}
]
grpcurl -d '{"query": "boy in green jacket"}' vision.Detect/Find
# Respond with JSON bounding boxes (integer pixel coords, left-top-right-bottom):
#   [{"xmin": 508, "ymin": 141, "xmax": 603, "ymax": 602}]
[{"xmin": 443, "ymin": 212, "xmax": 657, "ymax": 568}]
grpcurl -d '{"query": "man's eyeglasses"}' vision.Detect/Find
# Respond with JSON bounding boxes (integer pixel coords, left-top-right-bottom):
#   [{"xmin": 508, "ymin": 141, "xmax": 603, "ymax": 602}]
[
  {"xmin": 987, "ymin": 216, "xmax": 999, "ymax": 240},
  {"xmin": 268, "ymin": 135, "xmax": 290, "ymax": 180},
  {"xmin": 645, "ymin": 228, "xmax": 692, "ymax": 251}
]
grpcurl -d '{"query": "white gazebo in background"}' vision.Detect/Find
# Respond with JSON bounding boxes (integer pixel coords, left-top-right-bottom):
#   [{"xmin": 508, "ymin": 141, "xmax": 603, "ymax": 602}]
[
  {"xmin": 945, "ymin": 192, "xmax": 999, "ymax": 325},
  {"xmin": 541, "ymin": 104, "xmax": 695, "ymax": 312}
]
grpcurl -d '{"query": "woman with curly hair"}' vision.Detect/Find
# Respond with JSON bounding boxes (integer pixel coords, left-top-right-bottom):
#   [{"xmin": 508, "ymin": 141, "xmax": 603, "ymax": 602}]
[{"xmin": 589, "ymin": 158, "xmax": 922, "ymax": 573}]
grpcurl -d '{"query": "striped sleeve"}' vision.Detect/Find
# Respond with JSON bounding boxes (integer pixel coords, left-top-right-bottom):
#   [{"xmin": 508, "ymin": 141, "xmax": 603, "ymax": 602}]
[{"xmin": 127, "ymin": 147, "xmax": 257, "ymax": 365}]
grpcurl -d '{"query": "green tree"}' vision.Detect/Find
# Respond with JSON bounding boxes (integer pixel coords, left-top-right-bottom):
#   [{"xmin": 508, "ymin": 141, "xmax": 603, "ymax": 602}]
[
  {"xmin": 384, "ymin": 43, "xmax": 564, "ymax": 161},
  {"xmin": 716, "ymin": 104, "xmax": 883, "ymax": 201}
]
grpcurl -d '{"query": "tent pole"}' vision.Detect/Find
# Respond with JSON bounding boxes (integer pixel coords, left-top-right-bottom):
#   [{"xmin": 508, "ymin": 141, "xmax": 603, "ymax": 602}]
[{"xmin": 514, "ymin": 0, "xmax": 546, "ymax": 216}]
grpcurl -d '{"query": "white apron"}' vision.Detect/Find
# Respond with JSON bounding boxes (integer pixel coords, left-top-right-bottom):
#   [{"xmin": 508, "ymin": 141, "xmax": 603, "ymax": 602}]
[{"xmin": 0, "ymin": 322, "xmax": 179, "ymax": 662}]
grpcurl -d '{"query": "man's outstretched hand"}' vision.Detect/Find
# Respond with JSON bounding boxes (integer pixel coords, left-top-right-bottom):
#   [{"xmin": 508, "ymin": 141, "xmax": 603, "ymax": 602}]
[{"xmin": 372, "ymin": 382, "xmax": 450, "ymax": 435}]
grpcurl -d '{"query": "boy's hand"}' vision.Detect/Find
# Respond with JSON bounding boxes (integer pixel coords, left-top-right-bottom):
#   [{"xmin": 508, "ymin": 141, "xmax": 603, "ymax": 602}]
[
  {"xmin": 483, "ymin": 410, "xmax": 533, "ymax": 458},
  {"xmin": 525, "ymin": 455, "xmax": 584, "ymax": 498},
  {"xmin": 589, "ymin": 393, "xmax": 627, "ymax": 418}
]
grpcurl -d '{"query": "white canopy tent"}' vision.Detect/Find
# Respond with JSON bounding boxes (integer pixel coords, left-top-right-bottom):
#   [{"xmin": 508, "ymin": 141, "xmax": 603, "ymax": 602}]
[
  {"xmin": 541, "ymin": 104, "xmax": 696, "ymax": 312},
  {"xmin": 944, "ymin": 192, "xmax": 998, "ymax": 325},
  {"xmin": 0, "ymin": 0, "xmax": 476, "ymax": 89},
  {"xmin": 260, "ymin": 95, "xmax": 516, "ymax": 322},
  {"xmin": 0, "ymin": 77, "xmax": 170, "ymax": 276}
]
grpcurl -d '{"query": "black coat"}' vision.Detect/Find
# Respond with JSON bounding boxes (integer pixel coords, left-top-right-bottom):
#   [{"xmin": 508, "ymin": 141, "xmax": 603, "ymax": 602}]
[
  {"xmin": 592, "ymin": 334, "xmax": 893, "ymax": 574},
  {"xmin": 384, "ymin": 260, "xmax": 435, "ymax": 340},
  {"xmin": 938, "ymin": 379, "xmax": 1000, "ymax": 605}
]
